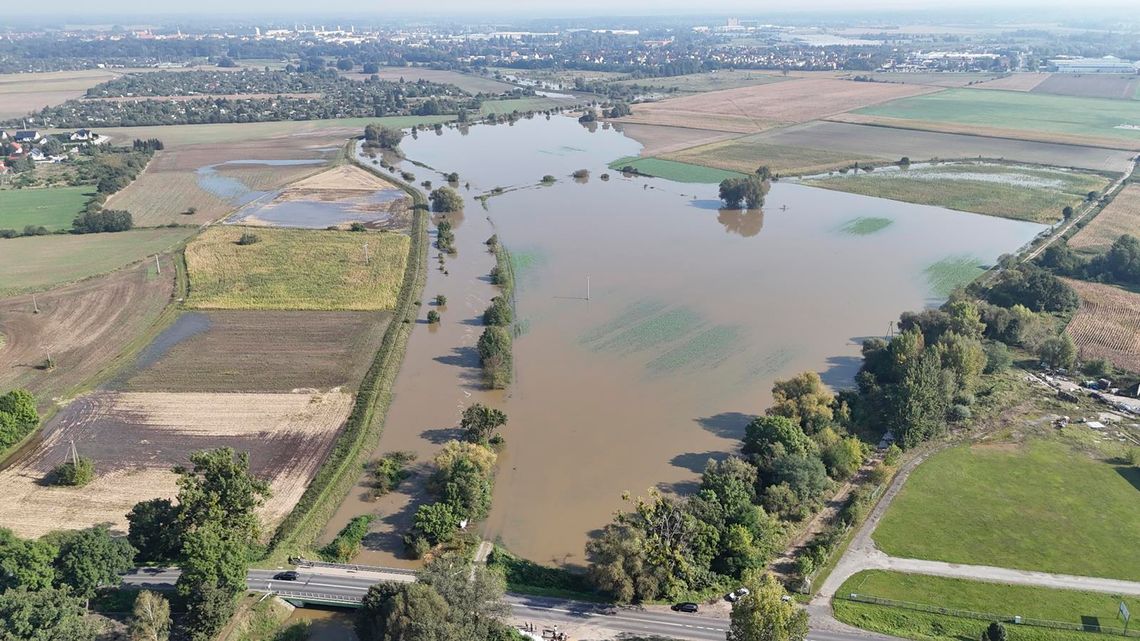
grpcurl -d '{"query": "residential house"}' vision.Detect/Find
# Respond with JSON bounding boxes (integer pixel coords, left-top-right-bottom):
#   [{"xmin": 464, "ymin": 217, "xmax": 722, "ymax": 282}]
[
  {"xmin": 28, "ymin": 148, "xmax": 45, "ymax": 161},
  {"xmin": 13, "ymin": 130, "xmax": 40, "ymax": 143},
  {"xmin": 69, "ymin": 129, "xmax": 94, "ymax": 142},
  {"xmin": 0, "ymin": 130, "xmax": 8, "ymax": 141}
]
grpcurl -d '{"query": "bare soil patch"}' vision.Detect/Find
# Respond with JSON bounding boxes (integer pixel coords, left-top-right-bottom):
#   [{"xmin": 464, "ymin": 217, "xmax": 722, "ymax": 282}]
[
  {"xmin": 610, "ymin": 122, "xmax": 740, "ymax": 156},
  {"xmin": 757, "ymin": 121, "xmax": 1136, "ymax": 173},
  {"xmin": 116, "ymin": 310, "xmax": 391, "ymax": 392},
  {"xmin": 619, "ymin": 78, "xmax": 939, "ymax": 133},
  {"xmin": 0, "ymin": 260, "xmax": 174, "ymax": 407},
  {"xmin": 971, "ymin": 73, "xmax": 1052, "ymax": 92},
  {"xmin": 1070, "ymin": 184, "xmax": 1140, "ymax": 251},
  {"xmin": 1030, "ymin": 74, "xmax": 1140, "ymax": 100},
  {"xmin": 1063, "ymin": 279, "xmax": 1140, "ymax": 373},
  {"xmin": 0, "ymin": 390, "xmax": 352, "ymax": 538}
]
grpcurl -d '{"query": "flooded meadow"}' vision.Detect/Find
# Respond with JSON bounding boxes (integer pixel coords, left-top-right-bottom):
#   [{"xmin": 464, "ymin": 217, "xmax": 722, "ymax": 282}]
[{"xmin": 323, "ymin": 115, "xmax": 1045, "ymax": 568}]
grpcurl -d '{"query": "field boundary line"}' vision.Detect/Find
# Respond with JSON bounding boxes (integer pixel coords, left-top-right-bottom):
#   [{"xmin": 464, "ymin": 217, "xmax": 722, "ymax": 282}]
[{"xmin": 264, "ymin": 138, "xmax": 428, "ymax": 563}]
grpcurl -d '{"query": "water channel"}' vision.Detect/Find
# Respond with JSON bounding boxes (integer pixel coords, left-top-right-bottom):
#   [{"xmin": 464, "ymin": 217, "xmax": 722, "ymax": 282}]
[{"xmin": 323, "ymin": 115, "xmax": 1045, "ymax": 569}]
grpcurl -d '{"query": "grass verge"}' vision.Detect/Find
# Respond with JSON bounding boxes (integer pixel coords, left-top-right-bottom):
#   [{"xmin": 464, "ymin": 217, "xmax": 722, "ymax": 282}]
[
  {"xmin": 263, "ymin": 146, "xmax": 428, "ymax": 566},
  {"xmin": 835, "ymin": 571, "xmax": 1140, "ymax": 641},
  {"xmin": 487, "ymin": 545, "xmax": 603, "ymax": 602}
]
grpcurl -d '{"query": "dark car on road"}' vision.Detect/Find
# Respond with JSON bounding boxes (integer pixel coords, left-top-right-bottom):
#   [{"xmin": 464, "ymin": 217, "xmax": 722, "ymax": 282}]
[
  {"xmin": 273, "ymin": 571, "xmax": 299, "ymax": 581},
  {"xmin": 671, "ymin": 602, "xmax": 699, "ymax": 613}
]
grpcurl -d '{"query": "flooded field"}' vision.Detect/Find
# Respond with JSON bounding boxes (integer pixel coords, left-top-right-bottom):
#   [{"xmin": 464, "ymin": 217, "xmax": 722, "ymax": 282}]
[{"xmin": 326, "ymin": 115, "xmax": 1045, "ymax": 568}]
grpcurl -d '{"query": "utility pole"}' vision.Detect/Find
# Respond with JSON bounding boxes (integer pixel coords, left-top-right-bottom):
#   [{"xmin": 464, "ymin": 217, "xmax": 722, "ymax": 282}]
[
  {"xmin": 154, "ymin": 254, "xmax": 161, "ymax": 275},
  {"xmin": 69, "ymin": 439, "xmax": 79, "ymax": 466},
  {"xmin": 586, "ymin": 275, "xmax": 590, "ymax": 301},
  {"xmin": 31, "ymin": 293, "xmax": 39, "ymax": 314},
  {"xmin": 363, "ymin": 242, "xmax": 370, "ymax": 266}
]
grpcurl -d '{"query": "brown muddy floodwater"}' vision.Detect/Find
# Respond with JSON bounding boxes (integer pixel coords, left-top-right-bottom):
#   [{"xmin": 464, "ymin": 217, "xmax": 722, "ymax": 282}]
[
  {"xmin": 285, "ymin": 607, "xmax": 358, "ymax": 641},
  {"xmin": 322, "ymin": 116, "xmax": 1045, "ymax": 569}
]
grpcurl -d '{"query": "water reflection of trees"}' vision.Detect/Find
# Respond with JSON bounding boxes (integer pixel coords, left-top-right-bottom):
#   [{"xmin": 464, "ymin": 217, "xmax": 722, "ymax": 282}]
[{"xmin": 717, "ymin": 208, "xmax": 764, "ymax": 237}]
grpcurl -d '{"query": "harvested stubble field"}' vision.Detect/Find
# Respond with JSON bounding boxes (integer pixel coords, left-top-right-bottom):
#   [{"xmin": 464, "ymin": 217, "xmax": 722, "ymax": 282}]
[
  {"xmin": 753, "ymin": 121, "xmax": 1137, "ymax": 173},
  {"xmin": 0, "ymin": 227, "xmax": 194, "ymax": 296},
  {"xmin": 840, "ymin": 88, "xmax": 1140, "ymax": 149},
  {"xmin": 107, "ymin": 140, "xmax": 336, "ymax": 227},
  {"xmin": 0, "ymin": 260, "xmax": 174, "ymax": 406},
  {"xmin": 1030, "ymin": 74, "xmax": 1140, "ymax": 100},
  {"xmin": 971, "ymin": 72, "xmax": 1052, "ymax": 92},
  {"xmin": 619, "ymin": 77, "xmax": 939, "ymax": 133},
  {"xmin": 0, "ymin": 186, "xmax": 92, "ymax": 231},
  {"xmin": 802, "ymin": 162, "xmax": 1109, "ymax": 223},
  {"xmin": 0, "ymin": 69, "xmax": 124, "ymax": 119},
  {"xmin": 611, "ymin": 70, "xmax": 788, "ymax": 93},
  {"xmin": 663, "ymin": 134, "xmax": 877, "ymax": 175},
  {"xmin": 115, "ymin": 310, "xmax": 390, "ymax": 392},
  {"xmin": 0, "ymin": 390, "xmax": 353, "ymax": 538},
  {"xmin": 185, "ymin": 226, "xmax": 409, "ymax": 311},
  {"xmin": 1063, "ymin": 278, "xmax": 1140, "ymax": 373},
  {"xmin": 1069, "ymin": 184, "xmax": 1140, "ymax": 251}
]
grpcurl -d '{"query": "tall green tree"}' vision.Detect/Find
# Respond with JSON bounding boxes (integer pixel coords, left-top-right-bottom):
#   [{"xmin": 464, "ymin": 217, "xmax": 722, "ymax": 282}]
[
  {"xmin": 53, "ymin": 526, "xmax": 136, "ymax": 602},
  {"xmin": 0, "ymin": 586, "xmax": 94, "ymax": 641},
  {"xmin": 460, "ymin": 404, "xmax": 507, "ymax": 444},
  {"xmin": 175, "ymin": 448, "xmax": 270, "ymax": 540},
  {"xmin": 0, "ymin": 528, "xmax": 58, "ymax": 592},
  {"xmin": 378, "ymin": 583, "xmax": 453, "ymax": 641},
  {"xmin": 727, "ymin": 572, "xmax": 809, "ymax": 641},
  {"xmin": 767, "ymin": 372, "xmax": 834, "ymax": 433},
  {"xmin": 126, "ymin": 498, "xmax": 183, "ymax": 564},
  {"xmin": 418, "ymin": 554, "xmax": 511, "ymax": 639}
]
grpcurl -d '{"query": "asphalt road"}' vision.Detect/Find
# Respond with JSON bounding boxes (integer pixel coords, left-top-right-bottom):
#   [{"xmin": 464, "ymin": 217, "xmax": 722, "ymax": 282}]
[{"xmin": 120, "ymin": 566, "xmax": 897, "ymax": 641}]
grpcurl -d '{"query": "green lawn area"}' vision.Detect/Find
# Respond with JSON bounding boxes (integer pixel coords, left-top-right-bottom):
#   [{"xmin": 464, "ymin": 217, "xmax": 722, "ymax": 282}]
[
  {"xmin": 835, "ymin": 571, "xmax": 1139, "ymax": 641},
  {"xmin": 873, "ymin": 439, "xmax": 1140, "ymax": 581},
  {"xmin": 663, "ymin": 136, "xmax": 877, "ymax": 176},
  {"xmin": 185, "ymin": 226, "xmax": 409, "ymax": 311},
  {"xmin": 0, "ymin": 227, "xmax": 194, "ymax": 296},
  {"xmin": 0, "ymin": 186, "xmax": 91, "ymax": 231},
  {"xmin": 855, "ymin": 88, "xmax": 1140, "ymax": 144},
  {"xmin": 803, "ymin": 163, "xmax": 1109, "ymax": 223},
  {"xmin": 608, "ymin": 156, "xmax": 746, "ymax": 184}
]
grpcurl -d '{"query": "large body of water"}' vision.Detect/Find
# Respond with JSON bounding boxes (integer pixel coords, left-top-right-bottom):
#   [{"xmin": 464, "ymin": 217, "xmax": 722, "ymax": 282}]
[{"xmin": 323, "ymin": 115, "xmax": 1044, "ymax": 568}]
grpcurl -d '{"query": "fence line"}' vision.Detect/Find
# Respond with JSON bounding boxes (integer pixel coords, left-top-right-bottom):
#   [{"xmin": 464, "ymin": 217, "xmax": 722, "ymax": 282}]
[{"xmin": 840, "ymin": 593, "xmax": 1137, "ymax": 638}]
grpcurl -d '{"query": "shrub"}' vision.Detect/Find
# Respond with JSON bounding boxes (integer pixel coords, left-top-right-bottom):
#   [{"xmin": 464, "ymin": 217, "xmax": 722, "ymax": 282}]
[
  {"xmin": 427, "ymin": 310, "xmax": 440, "ymax": 324},
  {"xmin": 571, "ymin": 169, "xmax": 589, "ymax": 179},
  {"xmin": 948, "ymin": 404, "xmax": 972, "ymax": 423},
  {"xmin": 236, "ymin": 232, "xmax": 259, "ymax": 245},
  {"xmin": 319, "ymin": 515, "xmax": 374, "ymax": 562},
  {"xmin": 429, "ymin": 187, "xmax": 463, "ymax": 213},
  {"xmin": 52, "ymin": 457, "xmax": 96, "ymax": 487},
  {"xmin": 349, "ymin": 222, "xmax": 367, "ymax": 232},
  {"xmin": 370, "ymin": 451, "xmax": 416, "ymax": 497},
  {"xmin": 541, "ymin": 175, "xmax": 556, "ymax": 184},
  {"xmin": 72, "ymin": 209, "xmax": 133, "ymax": 234},
  {"xmin": 412, "ymin": 502, "xmax": 461, "ymax": 546},
  {"xmin": 483, "ymin": 296, "xmax": 512, "ymax": 327},
  {"xmin": 883, "ymin": 444, "xmax": 902, "ymax": 467},
  {"xmin": 434, "ymin": 294, "xmax": 447, "ymax": 306}
]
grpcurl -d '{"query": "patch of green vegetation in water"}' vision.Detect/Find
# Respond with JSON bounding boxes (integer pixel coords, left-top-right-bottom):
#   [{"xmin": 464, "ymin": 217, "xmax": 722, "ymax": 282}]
[
  {"xmin": 607, "ymin": 156, "xmax": 746, "ymax": 184},
  {"xmin": 838, "ymin": 217, "xmax": 893, "ymax": 235},
  {"xmin": 924, "ymin": 254, "xmax": 985, "ymax": 298},
  {"xmin": 594, "ymin": 307, "xmax": 704, "ymax": 354},
  {"xmin": 509, "ymin": 249, "xmax": 545, "ymax": 279},
  {"xmin": 647, "ymin": 325, "xmax": 743, "ymax": 375},
  {"xmin": 579, "ymin": 299, "xmax": 670, "ymax": 345}
]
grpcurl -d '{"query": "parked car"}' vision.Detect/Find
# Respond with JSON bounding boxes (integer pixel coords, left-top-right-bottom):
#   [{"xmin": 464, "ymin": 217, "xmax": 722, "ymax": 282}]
[
  {"xmin": 671, "ymin": 602, "xmax": 699, "ymax": 613},
  {"xmin": 726, "ymin": 587, "xmax": 751, "ymax": 602},
  {"xmin": 273, "ymin": 571, "xmax": 299, "ymax": 581}
]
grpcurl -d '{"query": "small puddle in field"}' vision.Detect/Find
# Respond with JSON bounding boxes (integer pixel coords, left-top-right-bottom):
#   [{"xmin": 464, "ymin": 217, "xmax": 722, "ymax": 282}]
[
  {"xmin": 225, "ymin": 190, "xmax": 407, "ymax": 229},
  {"xmin": 321, "ymin": 115, "xmax": 1046, "ymax": 569},
  {"xmin": 106, "ymin": 312, "xmax": 211, "ymax": 388}
]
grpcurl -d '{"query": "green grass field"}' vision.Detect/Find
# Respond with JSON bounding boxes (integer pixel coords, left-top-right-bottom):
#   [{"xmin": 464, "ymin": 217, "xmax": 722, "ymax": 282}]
[
  {"xmin": 663, "ymin": 136, "xmax": 878, "ymax": 176},
  {"xmin": 480, "ymin": 96, "xmax": 577, "ymax": 115},
  {"xmin": 185, "ymin": 226, "xmax": 409, "ymax": 311},
  {"xmin": 924, "ymin": 254, "xmax": 986, "ymax": 297},
  {"xmin": 804, "ymin": 163, "xmax": 1109, "ymax": 223},
  {"xmin": 855, "ymin": 88, "xmax": 1140, "ymax": 145},
  {"xmin": 0, "ymin": 186, "xmax": 90, "ymax": 231},
  {"xmin": 835, "ymin": 571, "xmax": 1139, "ymax": 641},
  {"xmin": 874, "ymin": 439, "xmax": 1140, "ymax": 581},
  {"xmin": 0, "ymin": 227, "xmax": 194, "ymax": 296},
  {"xmin": 608, "ymin": 156, "xmax": 746, "ymax": 183}
]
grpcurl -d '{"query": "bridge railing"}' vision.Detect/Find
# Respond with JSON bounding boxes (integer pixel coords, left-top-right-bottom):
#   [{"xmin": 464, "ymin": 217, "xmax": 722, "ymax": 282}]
[
  {"xmin": 270, "ymin": 589, "xmax": 363, "ymax": 605},
  {"xmin": 295, "ymin": 557, "xmax": 418, "ymax": 576}
]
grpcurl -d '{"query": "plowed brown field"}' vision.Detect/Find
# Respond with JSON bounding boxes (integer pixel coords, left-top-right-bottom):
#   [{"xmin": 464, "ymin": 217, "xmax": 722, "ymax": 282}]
[
  {"xmin": 0, "ymin": 390, "xmax": 352, "ymax": 538},
  {"xmin": 0, "ymin": 260, "xmax": 174, "ymax": 407},
  {"xmin": 1064, "ymin": 278, "xmax": 1140, "ymax": 373},
  {"xmin": 619, "ymin": 77, "xmax": 939, "ymax": 133}
]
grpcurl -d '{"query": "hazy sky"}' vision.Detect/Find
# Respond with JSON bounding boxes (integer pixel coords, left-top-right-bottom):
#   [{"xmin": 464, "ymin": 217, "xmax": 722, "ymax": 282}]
[{"xmin": 14, "ymin": 0, "xmax": 1140, "ymax": 17}]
